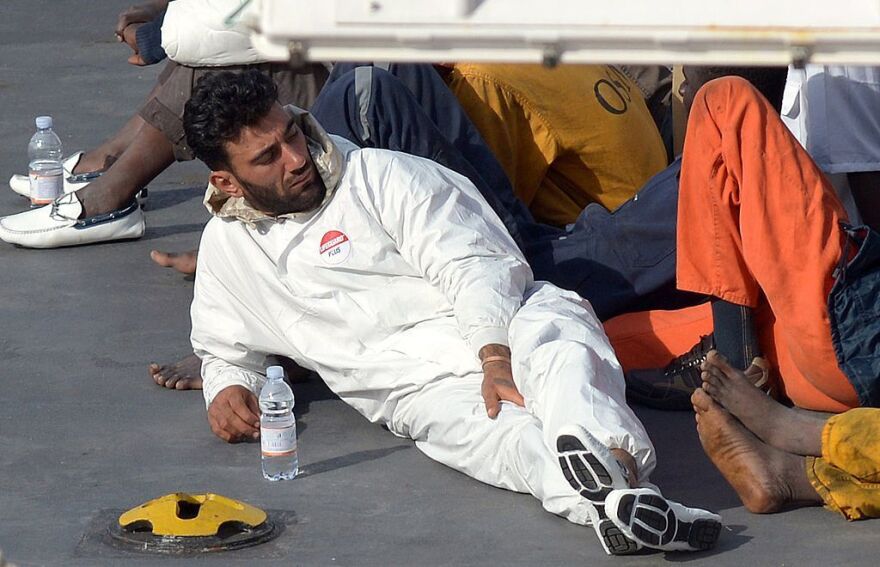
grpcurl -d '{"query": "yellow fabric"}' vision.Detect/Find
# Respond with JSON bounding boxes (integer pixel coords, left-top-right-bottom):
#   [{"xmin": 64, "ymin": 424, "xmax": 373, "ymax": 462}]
[
  {"xmin": 445, "ymin": 63, "xmax": 667, "ymax": 226},
  {"xmin": 806, "ymin": 408, "xmax": 880, "ymax": 520}
]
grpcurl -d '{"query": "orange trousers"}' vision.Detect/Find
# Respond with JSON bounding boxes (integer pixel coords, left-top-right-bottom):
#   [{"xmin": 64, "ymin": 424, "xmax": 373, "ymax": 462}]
[{"xmin": 606, "ymin": 76, "xmax": 858, "ymax": 413}]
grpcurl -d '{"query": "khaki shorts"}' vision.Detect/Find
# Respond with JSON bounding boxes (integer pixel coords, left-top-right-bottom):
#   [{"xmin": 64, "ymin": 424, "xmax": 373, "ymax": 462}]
[{"xmin": 138, "ymin": 61, "xmax": 329, "ymax": 161}]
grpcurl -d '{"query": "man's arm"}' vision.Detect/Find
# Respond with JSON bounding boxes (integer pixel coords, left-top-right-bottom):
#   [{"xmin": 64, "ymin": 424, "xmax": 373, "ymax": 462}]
[
  {"xmin": 199, "ymin": 354, "xmax": 262, "ymax": 442},
  {"xmin": 115, "ymin": 0, "xmax": 170, "ymax": 38},
  {"xmin": 362, "ymin": 152, "xmax": 533, "ymax": 415},
  {"xmin": 116, "ymin": 1, "xmax": 168, "ymax": 66},
  {"xmin": 479, "ymin": 343, "xmax": 523, "ymax": 418},
  {"xmin": 191, "ymin": 224, "xmax": 274, "ymax": 442},
  {"xmin": 207, "ymin": 386, "xmax": 260, "ymax": 442},
  {"xmin": 364, "ymin": 151, "xmax": 533, "ymax": 357}
]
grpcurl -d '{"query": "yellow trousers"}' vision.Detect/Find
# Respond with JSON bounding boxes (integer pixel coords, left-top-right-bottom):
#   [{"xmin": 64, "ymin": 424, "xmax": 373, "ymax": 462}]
[{"xmin": 807, "ymin": 408, "xmax": 880, "ymax": 520}]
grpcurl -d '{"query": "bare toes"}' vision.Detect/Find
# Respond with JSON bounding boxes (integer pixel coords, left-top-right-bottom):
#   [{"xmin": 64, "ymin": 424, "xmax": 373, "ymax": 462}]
[
  {"xmin": 702, "ymin": 381, "xmax": 718, "ymax": 399},
  {"xmin": 174, "ymin": 377, "xmax": 202, "ymax": 390},
  {"xmin": 149, "ymin": 364, "xmax": 167, "ymax": 385},
  {"xmin": 163, "ymin": 374, "xmax": 180, "ymax": 388},
  {"xmin": 691, "ymin": 387, "xmax": 712, "ymax": 412}
]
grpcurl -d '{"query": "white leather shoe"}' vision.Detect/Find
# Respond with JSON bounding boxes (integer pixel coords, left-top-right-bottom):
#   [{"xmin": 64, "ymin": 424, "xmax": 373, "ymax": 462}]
[
  {"xmin": 8, "ymin": 151, "xmax": 95, "ymax": 197},
  {"xmin": 0, "ymin": 192, "xmax": 145, "ymax": 248}
]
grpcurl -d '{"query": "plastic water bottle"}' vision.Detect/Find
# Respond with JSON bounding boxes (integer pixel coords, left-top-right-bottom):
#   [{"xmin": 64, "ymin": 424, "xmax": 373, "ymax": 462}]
[
  {"xmin": 28, "ymin": 116, "xmax": 64, "ymax": 206},
  {"xmin": 259, "ymin": 365, "xmax": 298, "ymax": 480}
]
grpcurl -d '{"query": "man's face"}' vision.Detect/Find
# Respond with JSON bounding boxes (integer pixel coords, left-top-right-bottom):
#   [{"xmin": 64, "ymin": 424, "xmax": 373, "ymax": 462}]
[{"xmin": 216, "ymin": 103, "xmax": 326, "ymax": 216}]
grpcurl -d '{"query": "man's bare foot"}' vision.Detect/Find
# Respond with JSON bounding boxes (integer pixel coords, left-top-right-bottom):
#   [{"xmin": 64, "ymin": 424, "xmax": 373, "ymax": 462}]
[
  {"xmin": 692, "ymin": 388, "xmax": 820, "ymax": 513},
  {"xmin": 149, "ymin": 354, "xmax": 202, "ymax": 390},
  {"xmin": 610, "ymin": 448, "xmax": 638, "ymax": 486},
  {"xmin": 73, "ymin": 152, "xmax": 117, "ymax": 175},
  {"xmin": 701, "ymin": 351, "xmax": 824, "ymax": 456},
  {"xmin": 151, "ymin": 249, "xmax": 198, "ymax": 275}
]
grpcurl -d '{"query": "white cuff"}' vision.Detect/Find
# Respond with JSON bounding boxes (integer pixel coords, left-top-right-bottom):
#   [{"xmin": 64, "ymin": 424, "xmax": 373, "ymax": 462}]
[
  {"xmin": 203, "ymin": 368, "xmax": 265, "ymax": 409},
  {"xmin": 469, "ymin": 326, "xmax": 510, "ymax": 357}
]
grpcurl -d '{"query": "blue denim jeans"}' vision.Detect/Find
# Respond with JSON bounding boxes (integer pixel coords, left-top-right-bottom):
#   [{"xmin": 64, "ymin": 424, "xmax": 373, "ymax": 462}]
[{"xmin": 829, "ymin": 225, "xmax": 880, "ymax": 406}]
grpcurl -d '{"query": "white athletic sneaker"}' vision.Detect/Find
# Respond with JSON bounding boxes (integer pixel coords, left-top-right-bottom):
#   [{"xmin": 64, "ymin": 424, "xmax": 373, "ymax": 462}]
[
  {"xmin": 555, "ymin": 425, "xmax": 641, "ymax": 555},
  {"xmin": 606, "ymin": 487, "xmax": 722, "ymax": 552},
  {"xmin": 8, "ymin": 151, "xmax": 93, "ymax": 197},
  {"xmin": 0, "ymin": 191, "xmax": 145, "ymax": 248}
]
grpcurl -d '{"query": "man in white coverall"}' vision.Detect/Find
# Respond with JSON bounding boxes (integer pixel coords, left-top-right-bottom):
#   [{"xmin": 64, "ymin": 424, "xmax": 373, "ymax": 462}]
[{"xmin": 185, "ymin": 69, "xmax": 721, "ymax": 555}]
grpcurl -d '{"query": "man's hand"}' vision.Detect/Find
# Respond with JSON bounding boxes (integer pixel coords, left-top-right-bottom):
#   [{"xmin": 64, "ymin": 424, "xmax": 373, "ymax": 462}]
[
  {"xmin": 115, "ymin": 0, "xmax": 168, "ymax": 39},
  {"xmin": 120, "ymin": 23, "xmax": 147, "ymax": 66},
  {"xmin": 208, "ymin": 385, "xmax": 261, "ymax": 443},
  {"xmin": 479, "ymin": 344, "xmax": 524, "ymax": 419}
]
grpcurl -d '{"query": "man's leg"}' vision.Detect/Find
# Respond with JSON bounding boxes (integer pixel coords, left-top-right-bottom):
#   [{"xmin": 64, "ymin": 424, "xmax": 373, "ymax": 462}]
[
  {"xmin": 677, "ymin": 76, "xmax": 860, "ymax": 412},
  {"xmin": 692, "ymin": 388, "xmax": 822, "ymax": 513},
  {"xmin": 73, "ymin": 113, "xmax": 151, "ymax": 174},
  {"xmin": 524, "ymin": 160, "xmax": 706, "ymax": 320},
  {"xmin": 68, "ymin": 61, "xmax": 185, "ymax": 217},
  {"xmin": 396, "ymin": 378, "xmax": 662, "ymax": 555},
  {"xmin": 75, "ymin": 121, "xmax": 174, "ymax": 216},
  {"xmin": 507, "ymin": 283, "xmax": 656, "ymax": 477},
  {"xmin": 504, "ymin": 282, "xmax": 719, "ymax": 552},
  {"xmin": 392, "ymin": 284, "xmax": 720, "ymax": 554},
  {"xmin": 696, "ymin": 351, "xmax": 880, "ymax": 519},
  {"xmin": 392, "ymin": 376, "xmax": 597, "ymax": 526}
]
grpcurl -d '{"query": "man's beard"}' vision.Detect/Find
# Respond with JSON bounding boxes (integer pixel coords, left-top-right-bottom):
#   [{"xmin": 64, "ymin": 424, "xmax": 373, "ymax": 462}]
[{"xmin": 238, "ymin": 173, "xmax": 327, "ymax": 216}]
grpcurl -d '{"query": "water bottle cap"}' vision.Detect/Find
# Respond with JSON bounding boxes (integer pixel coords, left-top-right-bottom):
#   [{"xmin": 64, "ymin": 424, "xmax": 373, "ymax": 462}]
[
  {"xmin": 266, "ymin": 365, "xmax": 285, "ymax": 380},
  {"xmin": 35, "ymin": 116, "xmax": 53, "ymax": 129}
]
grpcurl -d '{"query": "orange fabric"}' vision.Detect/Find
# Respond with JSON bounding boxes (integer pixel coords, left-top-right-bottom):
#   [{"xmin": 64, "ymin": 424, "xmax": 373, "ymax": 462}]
[
  {"xmin": 605, "ymin": 300, "xmax": 787, "ymax": 392},
  {"xmin": 604, "ymin": 304, "xmax": 713, "ymax": 371},
  {"xmin": 675, "ymin": 76, "xmax": 858, "ymax": 412}
]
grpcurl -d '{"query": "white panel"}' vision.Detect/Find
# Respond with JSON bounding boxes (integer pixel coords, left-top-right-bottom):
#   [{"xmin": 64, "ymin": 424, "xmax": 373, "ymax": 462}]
[{"xmin": 250, "ymin": 0, "xmax": 880, "ymax": 65}]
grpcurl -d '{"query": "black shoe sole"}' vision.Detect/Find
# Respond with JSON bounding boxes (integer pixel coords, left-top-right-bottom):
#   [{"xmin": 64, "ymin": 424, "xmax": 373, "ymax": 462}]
[
  {"xmin": 556, "ymin": 432, "xmax": 640, "ymax": 555},
  {"xmin": 614, "ymin": 491, "xmax": 721, "ymax": 551},
  {"xmin": 596, "ymin": 507, "xmax": 641, "ymax": 555},
  {"xmin": 556, "ymin": 434, "xmax": 615, "ymax": 502}
]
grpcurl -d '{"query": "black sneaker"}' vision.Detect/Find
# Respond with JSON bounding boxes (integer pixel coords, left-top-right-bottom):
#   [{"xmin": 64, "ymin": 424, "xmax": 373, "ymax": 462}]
[{"xmin": 625, "ymin": 335, "xmax": 715, "ymax": 411}]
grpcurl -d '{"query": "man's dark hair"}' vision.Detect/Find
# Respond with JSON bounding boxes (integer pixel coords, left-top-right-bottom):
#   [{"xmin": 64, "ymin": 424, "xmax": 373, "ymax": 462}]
[
  {"xmin": 702, "ymin": 66, "xmax": 788, "ymax": 112},
  {"xmin": 183, "ymin": 69, "xmax": 279, "ymax": 170}
]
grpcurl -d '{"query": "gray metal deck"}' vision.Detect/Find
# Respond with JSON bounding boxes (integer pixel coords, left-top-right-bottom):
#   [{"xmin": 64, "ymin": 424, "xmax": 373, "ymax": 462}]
[{"xmin": 1, "ymin": 2, "xmax": 877, "ymax": 565}]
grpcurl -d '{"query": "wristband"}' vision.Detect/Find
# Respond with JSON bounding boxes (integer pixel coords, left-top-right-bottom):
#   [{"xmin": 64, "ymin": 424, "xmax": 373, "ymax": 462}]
[{"xmin": 481, "ymin": 355, "xmax": 511, "ymax": 367}]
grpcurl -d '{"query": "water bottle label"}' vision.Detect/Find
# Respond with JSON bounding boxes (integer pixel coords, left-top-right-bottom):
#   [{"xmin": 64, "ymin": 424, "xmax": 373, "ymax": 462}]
[
  {"xmin": 261, "ymin": 424, "xmax": 297, "ymax": 456},
  {"xmin": 29, "ymin": 171, "xmax": 62, "ymax": 204}
]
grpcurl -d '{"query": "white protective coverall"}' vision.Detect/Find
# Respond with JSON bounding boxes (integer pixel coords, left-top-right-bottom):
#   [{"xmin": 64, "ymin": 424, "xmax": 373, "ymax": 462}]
[{"xmin": 192, "ymin": 107, "xmax": 656, "ymax": 526}]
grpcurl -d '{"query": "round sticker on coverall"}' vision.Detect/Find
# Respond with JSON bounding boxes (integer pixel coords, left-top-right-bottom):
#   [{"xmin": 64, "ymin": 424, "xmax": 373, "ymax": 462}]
[{"xmin": 319, "ymin": 230, "xmax": 351, "ymax": 265}]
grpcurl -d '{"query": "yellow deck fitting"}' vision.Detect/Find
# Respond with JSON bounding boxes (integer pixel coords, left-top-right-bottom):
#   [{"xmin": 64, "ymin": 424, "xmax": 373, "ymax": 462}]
[{"xmin": 118, "ymin": 493, "xmax": 267, "ymax": 537}]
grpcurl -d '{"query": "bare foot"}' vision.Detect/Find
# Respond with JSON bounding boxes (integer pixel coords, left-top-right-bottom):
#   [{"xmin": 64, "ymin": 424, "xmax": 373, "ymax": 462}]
[
  {"xmin": 73, "ymin": 152, "xmax": 116, "ymax": 175},
  {"xmin": 149, "ymin": 354, "xmax": 202, "ymax": 390},
  {"xmin": 691, "ymin": 388, "xmax": 819, "ymax": 513},
  {"xmin": 610, "ymin": 448, "xmax": 638, "ymax": 486},
  {"xmin": 151, "ymin": 249, "xmax": 198, "ymax": 275},
  {"xmin": 701, "ymin": 351, "xmax": 824, "ymax": 456}
]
